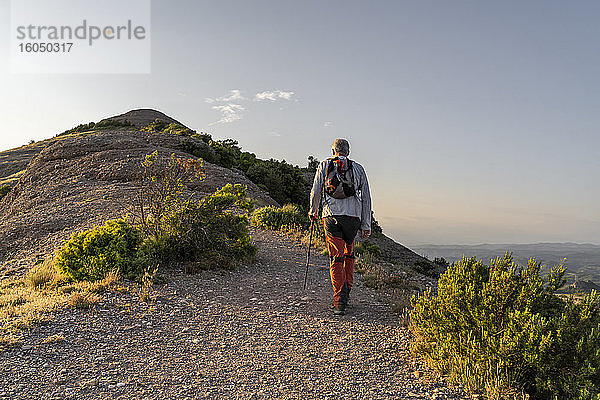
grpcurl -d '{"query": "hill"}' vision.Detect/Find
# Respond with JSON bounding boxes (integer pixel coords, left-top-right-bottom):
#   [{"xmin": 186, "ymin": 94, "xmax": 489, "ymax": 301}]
[
  {"xmin": 0, "ymin": 111, "xmax": 277, "ymax": 277},
  {"xmin": 0, "ymin": 109, "xmax": 431, "ymax": 279}
]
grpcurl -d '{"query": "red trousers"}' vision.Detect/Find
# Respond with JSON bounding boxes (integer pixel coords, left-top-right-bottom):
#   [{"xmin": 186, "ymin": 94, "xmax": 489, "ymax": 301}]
[
  {"xmin": 323, "ymin": 216, "xmax": 360, "ymax": 308},
  {"xmin": 325, "ymin": 235, "xmax": 355, "ymax": 307}
]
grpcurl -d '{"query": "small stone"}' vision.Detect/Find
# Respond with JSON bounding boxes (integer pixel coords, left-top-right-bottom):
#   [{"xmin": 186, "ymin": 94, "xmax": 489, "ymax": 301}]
[{"xmin": 86, "ymin": 379, "xmax": 99, "ymax": 387}]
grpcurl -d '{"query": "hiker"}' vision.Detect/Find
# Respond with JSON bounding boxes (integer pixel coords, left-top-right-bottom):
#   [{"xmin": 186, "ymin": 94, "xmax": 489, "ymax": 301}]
[{"xmin": 309, "ymin": 138, "xmax": 372, "ymax": 315}]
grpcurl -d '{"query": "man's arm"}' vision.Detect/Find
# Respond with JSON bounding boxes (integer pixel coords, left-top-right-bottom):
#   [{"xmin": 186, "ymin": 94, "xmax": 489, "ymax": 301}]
[
  {"xmin": 309, "ymin": 160, "xmax": 327, "ymax": 218},
  {"xmin": 358, "ymin": 164, "xmax": 372, "ymax": 235}
]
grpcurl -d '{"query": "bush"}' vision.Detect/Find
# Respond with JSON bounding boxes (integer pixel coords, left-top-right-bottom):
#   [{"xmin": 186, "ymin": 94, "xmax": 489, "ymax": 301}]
[
  {"xmin": 355, "ymin": 240, "xmax": 382, "ymax": 258},
  {"xmin": 410, "ymin": 253, "xmax": 600, "ymax": 399},
  {"xmin": 53, "ymin": 219, "xmax": 142, "ymax": 281},
  {"xmin": 184, "ymin": 135, "xmax": 310, "ymax": 208},
  {"xmin": 134, "ymin": 152, "xmax": 256, "ymax": 272},
  {"xmin": 142, "ymin": 119, "xmax": 196, "ymax": 136},
  {"xmin": 413, "ymin": 259, "xmax": 438, "ymax": 277},
  {"xmin": 251, "ymin": 204, "xmax": 308, "ymax": 231},
  {"xmin": 0, "ymin": 185, "xmax": 10, "ymax": 200},
  {"xmin": 180, "ymin": 138, "xmax": 216, "ymax": 163},
  {"xmin": 433, "ymin": 257, "xmax": 449, "ymax": 268},
  {"xmin": 245, "ymin": 158, "xmax": 309, "ymax": 206},
  {"xmin": 93, "ymin": 119, "xmax": 134, "ymax": 129},
  {"xmin": 371, "ymin": 211, "xmax": 383, "ymax": 235},
  {"xmin": 135, "ymin": 151, "xmax": 205, "ymax": 240},
  {"xmin": 57, "ymin": 119, "xmax": 134, "ymax": 136},
  {"xmin": 306, "ymin": 155, "xmax": 319, "ymax": 173},
  {"xmin": 139, "ymin": 183, "xmax": 257, "ymax": 270}
]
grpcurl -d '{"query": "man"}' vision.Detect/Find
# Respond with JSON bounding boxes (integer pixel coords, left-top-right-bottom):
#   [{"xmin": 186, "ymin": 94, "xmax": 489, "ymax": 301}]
[{"xmin": 309, "ymin": 138, "xmax": 372, "ymax": 315}]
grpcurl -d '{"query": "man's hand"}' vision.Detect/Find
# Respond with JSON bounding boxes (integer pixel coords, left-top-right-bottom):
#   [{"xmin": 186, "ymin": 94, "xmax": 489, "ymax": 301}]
[{"xmin": 361, "ymin": 229, "xmax": 371, "ymax": 238}]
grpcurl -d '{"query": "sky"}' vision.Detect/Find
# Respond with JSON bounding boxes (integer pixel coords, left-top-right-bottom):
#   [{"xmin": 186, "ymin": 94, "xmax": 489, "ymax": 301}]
[{"xmin": 1, "ymin": 0, "xmax": 599, "ymax": 246}]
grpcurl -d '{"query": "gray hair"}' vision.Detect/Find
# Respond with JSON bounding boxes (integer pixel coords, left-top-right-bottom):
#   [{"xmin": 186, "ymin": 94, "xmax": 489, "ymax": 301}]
[{"xmin": 332, "ymin": 138, "xmax": 350, "ymax": 156}]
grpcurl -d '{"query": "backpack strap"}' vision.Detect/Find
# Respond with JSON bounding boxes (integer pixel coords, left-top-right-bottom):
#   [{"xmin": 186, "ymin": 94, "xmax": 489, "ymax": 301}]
[{"xmin": 347, "ymin": 159, "xmax": 361, "ymax": 200}]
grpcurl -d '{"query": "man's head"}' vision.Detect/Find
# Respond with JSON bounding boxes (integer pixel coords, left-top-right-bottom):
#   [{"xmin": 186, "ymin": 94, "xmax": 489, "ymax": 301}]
[{"xmin": 331, "ymin": 138, "xmax": 350, "ymax": 157}]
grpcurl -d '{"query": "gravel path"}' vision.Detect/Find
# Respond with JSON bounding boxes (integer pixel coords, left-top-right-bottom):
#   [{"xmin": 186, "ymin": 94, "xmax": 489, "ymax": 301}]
[{"xmin": 0, "ymin": 229, "xmax": 470, "ymax": 399}]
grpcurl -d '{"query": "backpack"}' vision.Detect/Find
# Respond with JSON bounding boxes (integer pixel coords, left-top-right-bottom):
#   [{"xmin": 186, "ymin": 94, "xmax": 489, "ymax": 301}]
[{"xmin": 324, "ymin": 156, "xmax": 356, "ymax": 199}]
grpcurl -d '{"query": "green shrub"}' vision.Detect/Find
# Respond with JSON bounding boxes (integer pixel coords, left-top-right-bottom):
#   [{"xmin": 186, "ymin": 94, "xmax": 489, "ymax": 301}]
[
  {"xmin": 93, "ymin": 119, "xmax": 134, "ymax": 129},
  {"xmin": 180, "ymin": 138, "xmax": 216, "ymax": 163},
  {"xmin": 413, "ymin": 259, "xmax": 438, "ymax": 277},
  {"xmin": 142, "ymin": 119, "xmax": 196, "ymax": 136},
  {"xmin": 139, "ymin": 183, "xmax": 257, "ymax": 270},
  {"xmin": 245, "ymin": 158, "xmax": 309, "ymax": 207},
  {"xmin": 433, "ymin": 257, "xmax": 450, "ymax": 268},
  {"xmin": 136, "ymin": 151, "xmax": 205, "ymax": 239},
  {"xmin": 56, "ymin": 119, "xmax": 133, "ymax": 136},
  {"xmin": 410, "ymin": 253, "xmax": 600, "ymax": 399},
  {"xmin": 135, "ymin": 152, "xmax": 256, "ymax": 272},
  {"xmin": 0, "ymin": 185, "xmax": 10, "ymax": 200},
  {"xmin": 251, "ymin": 204, "xmax": 308, "ymax": 231},
  {"xmin": 54, "ymin": 219, "xmax": 142, "ymax": 281},
  {"xmin": 306, "ymin": 155, "xmax": 319, "ymax": 174},
  {"xmin": 355, "ymin": 240, "xmax": 382, "ymax": 258},
  {"xmin": 371, "ymin": 211, "xmax": 383, "ymax": 235}
]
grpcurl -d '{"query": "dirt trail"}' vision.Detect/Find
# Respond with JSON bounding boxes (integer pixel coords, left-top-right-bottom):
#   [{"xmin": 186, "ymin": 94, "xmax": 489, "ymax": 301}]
[{"xmin": 0, "ymin": 230, "xmax": 469, "ymax": 400}]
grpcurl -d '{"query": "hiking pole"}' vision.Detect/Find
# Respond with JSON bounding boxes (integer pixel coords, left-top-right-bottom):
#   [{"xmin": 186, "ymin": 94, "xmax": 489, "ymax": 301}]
[{"xmin": 303, "ymin": 218, "xmax": 315, "ymax": 290}]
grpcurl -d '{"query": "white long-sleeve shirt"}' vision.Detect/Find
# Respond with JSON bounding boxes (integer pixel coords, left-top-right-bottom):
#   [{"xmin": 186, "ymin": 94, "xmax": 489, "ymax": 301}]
[{"xmin": 309, "ymin": 158, "xmax": 372, "ymax": 231}]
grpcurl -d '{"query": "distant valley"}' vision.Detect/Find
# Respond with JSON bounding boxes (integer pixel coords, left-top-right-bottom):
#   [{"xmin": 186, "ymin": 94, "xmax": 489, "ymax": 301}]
[{"xmin": 412, "ymin": 242, "xmax": 600, "ymax": 284}]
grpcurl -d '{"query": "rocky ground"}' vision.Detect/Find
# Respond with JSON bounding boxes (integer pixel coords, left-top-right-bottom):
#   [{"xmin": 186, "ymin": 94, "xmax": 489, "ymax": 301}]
[{"xmin": 0, "ymin": 229, "xmax": 470, "ymax": 400}]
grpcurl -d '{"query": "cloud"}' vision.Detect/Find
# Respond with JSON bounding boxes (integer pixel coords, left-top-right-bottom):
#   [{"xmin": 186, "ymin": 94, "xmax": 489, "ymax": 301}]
[
  {"xmin": 323, "ymin": 121, "xmax": 333, "ymax": 127},
  {"xmin": 205, "ymin": 89, "xmax": 245, "ymax": 104},
  {"xmin": 206, "ymin": 89, "xmax": 294, "ymax": 125},
  {"xmin": 255, "ymin": 90, "xmax": 295, "ymax": 101},
  {"xmin": 208, "ymin": 103, "xmax": 245, "ymax": 126},
  {"xmin": 268, "ymin": 131, "xmax": 281, "ymax": 137}
]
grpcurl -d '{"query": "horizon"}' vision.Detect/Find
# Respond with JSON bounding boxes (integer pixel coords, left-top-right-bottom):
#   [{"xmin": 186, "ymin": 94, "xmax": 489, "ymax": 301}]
[{"xmin": 1, "ymin": 1, "xmax": 599, "ymax": 246}]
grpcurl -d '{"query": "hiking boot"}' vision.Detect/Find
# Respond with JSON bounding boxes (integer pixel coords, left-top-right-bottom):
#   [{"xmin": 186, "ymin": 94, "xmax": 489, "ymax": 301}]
[
  {"xmin": 329, "ymin": 303, "xmax": 346, "ymax": 315},
  {"xmin": 339, "ymin": 283, "xmax": 351, "ymax": 310},
  {"xmin": 332, "ymin": 306, "xmax": 345, "ymax": 316}
]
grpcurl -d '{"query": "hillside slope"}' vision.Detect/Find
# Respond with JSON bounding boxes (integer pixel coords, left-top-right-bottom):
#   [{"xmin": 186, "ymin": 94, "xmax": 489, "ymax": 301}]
[{"xmin": 0, "ymin": 112, "xmax": 277, "ymax": 277}]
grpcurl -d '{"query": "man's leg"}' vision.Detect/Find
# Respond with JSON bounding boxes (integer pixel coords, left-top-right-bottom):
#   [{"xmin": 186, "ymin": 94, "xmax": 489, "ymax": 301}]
[
  {"xmin": 340, "ymin": 241, "xmax": 355, "ymax": 309},
  {"xmin": 323, "ymin": 217, "xmax": 347, "ymax": 312},
  {"xmin": 338, "ymin": 216, "xmax": 361, "ymax": 310}
]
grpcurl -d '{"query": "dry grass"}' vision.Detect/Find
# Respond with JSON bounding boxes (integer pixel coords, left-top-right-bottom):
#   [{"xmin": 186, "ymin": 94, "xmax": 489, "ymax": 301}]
[
  {"xmin": 139, "ymin": 265, "xmax": 158, "ymax": 302},
  {"xmin": 25, "ymin": 258, "xmax": 64, "ymax": 289},
  {"xmin": 355, "ymin": 256, "xmax": 424, "ymax": 325},
  {"xmin": 42, "ymin": 334, "xmax": 65, "ymax": 344},
  {"xmin": 0, "ymin": 263, "xmax": 120, "ymax": 349}
]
